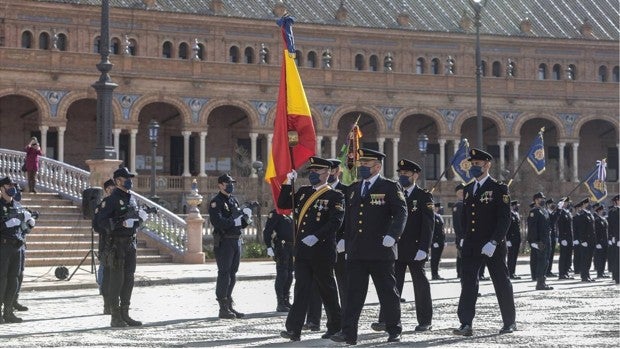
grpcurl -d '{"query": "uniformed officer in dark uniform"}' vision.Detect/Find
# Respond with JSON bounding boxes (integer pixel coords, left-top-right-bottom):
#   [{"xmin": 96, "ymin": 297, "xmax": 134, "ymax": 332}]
[
  {"xmin": 12, "ymin": 183, "xmax": 30, "ymax": 313},
  {"xmin": 93, "ymin": 178, "xmax": 116, "ymax": 315},
  {"xmin": 453, "ymin": 183, "xmax": 465, "ymax": 278},
  {"xmin": 527, "ymin": 192, "xmax": 553, "ymax": 290},
  {"xmin": 572, "ymin": 200, "xmax": 584, "ymax": 275},
  {"xmin": 556, "ymin": 197, "xmax": 574, "ymax": 280},
  {"xmin": 0, "ymin": 176, "xmax": 36, "ymax": 323},
  {"xmin": 431, "ymin": 202, "xmax": 446, "ymax": 280},
  {"xmin": 574, "ymin": 199, "xmax": 596, "ymax": 282},
  {"xmin": 208, "ymin": 173, "xmax": 250, "ymax": 319},
  {"xmin": 371, "ymin": 158, "xmax": 433, "ymax": 334},
  {"xmin": 453, "ymin": 148, "xmax": 515, "ymax": 337},
  {"xmin": 95, "ymin": 167, "xmax": 148, "ymax": 327},
  {"xmin": 263, "ymin": 209, "xmax": 294, "ymax": 312},
  {"xmin": 506, "ymin": 200, "xmax": 522, "ymax": 279},
  {"xmin": 592, "ymin": 203, "xmax": 609, "ymax": 278},
  {"xmin": 545, "ymin": 199, "xmax": 559, "ymax": 277},
  {"xmin": 278, "ymin": 157, "xmax": 344, "ymax": 342},
  {"xmin": 331, "ymin": 149, "xmax": 407, "ymax": 345},
  {"xmin": 608, "ymin": 195, "xmax": 619, "ymax": 284}
]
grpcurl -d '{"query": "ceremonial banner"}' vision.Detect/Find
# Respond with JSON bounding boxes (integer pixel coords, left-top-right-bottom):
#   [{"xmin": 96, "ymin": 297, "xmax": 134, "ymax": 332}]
[
  {"xmin": 451, "ymin": 138, "xmax": 474, "ymax": 184},
  {"xmin": 584, "ymin": 159, "xmax": 607, "ymax": 203},
  {"xmin": 526, "ymin": 127, "xmax": 546, "ymax": 175}
]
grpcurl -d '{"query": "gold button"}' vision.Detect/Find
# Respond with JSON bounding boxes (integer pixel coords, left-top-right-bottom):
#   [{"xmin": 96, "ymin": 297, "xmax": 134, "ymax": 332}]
[
  {"xmin": 471, "ymin": 204, "xmax": 475, "ymax": 207},
  {"xmin": 358, "ymin": 229, "xmax": 363, "ymax": 232},
  {"xmin": 303, "ymin": 222, "xmax": 306, "ymax": 225},
  {"xmin": 359, "ymin": 212, "xmax": 363, "ymax": 216},
  {"xmin": 472, "ymin": 212, "xmax": 475, "ymax": 216},
  {"xmin": 472, "ymin": 220, "xmax": 475, "ymax": 224},
  {"xmin": 301, "ymin": 229, "xmax": 305, "ymax": 233},
  {"xmin": 360, "ymin": 204, "xmax": 364, "ymax": 208},
  {"xmin": 359, "ymin": 220, "xmax": 362, "ymax": 224},
  {"xmin": 471, "ymin": 228, "xmax": 475, "ymax": 232}
]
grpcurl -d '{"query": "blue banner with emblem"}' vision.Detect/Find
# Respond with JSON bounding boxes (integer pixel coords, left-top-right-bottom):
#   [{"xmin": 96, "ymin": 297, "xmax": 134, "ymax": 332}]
[
  {"xmin": 584, "ymin": 159, "xmax": 607, "ymax": 203},
  {"xmin": 450, "ymin": 138, "xmax": 474, "ymax": 184},
  {"xmin": 526, "ymin": 127, "xmax": 546, "ymax": 175}
]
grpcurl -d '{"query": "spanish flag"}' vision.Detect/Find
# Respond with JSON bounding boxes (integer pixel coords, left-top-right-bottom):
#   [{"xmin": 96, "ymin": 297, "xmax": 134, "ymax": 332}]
[{"xmin": 265, "ymin": 15, "xmax": 316, "ymax": 214}]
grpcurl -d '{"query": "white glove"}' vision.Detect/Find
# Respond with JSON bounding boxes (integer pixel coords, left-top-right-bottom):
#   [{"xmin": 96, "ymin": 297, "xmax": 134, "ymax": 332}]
[
  {"xmin": 301, "ymin": 235, "xmax": 319, "ymax": 247},
  {"xmin": 573, "ymin": 240, "xmax": 579, "ymax": 246},
  {"xmin": 414, "ymin": 250, "xmax": 427, "ymax": 261},
  {"xmin": 581, "ymin": 242, "xmax": 588, "ymax": 247},
  {"xmin": 234, "ymin": 216, "xmax": 243, "ymax": 227},
  {"xmin": 561, "ymin": 240, "xmax": 568, "ymax": 246},
  {"xmin": 5, "ymin": 218, "xmax": 21, "ymax": 228},
  {"xmin": 242, "ymin": 208, "xmax": 252, "ymax": 217},
  {"xmin": 609, "ymin": 240, "xmax": 613, "ymax": 246},
  {"xmin": 617, "ymin": 241, "xmax": 620, "ymax": 247},
  {"xmin": 433, "ymin": 242, "xmax": 439, "ymax": 248},
  {"xmin": 382, "ymin": 235, "xmax": 396, "ymax": 247},
  {"xmin": 555, "ymin": 238, "xmax": 559, "ymax": 245},
  {"xmin": 481, "ymin": 242, "xmax": 496, "ymax": 257},
  {"xmin": 557, "ymin": 201, "xmax": 564, "ymax": 210},
  {"xmin": 336, "ymin": 239, "xmax": 345, "ymax": 253},
  {"xmin": 123, "ymin": 218, "xmax": 137, "ymax": 228},
  {"xmin": 286, "ymin": 170, "xmax": 298, "ymax": 184},
  {"xmin": 26, "ymin": 218, "xmax": 36, "ymax": 228},
  {"xmin": 23, "ymin": 210, "xmax": 32, "ymax": 221},
  {"xmin": 138, "ymin": 209, "xmax": 148, "ymax": 222},
  {"xmin": 613, "ymin": 237, "xmax": 617, "ymax": 244},
  {"xmin": 506, "ymin": 241, "xmax": 512, "ymax": 247},
  {"xmin": 267, "ymin": 247, "xmax": 275, "ymax": 257},
  {"xmin": 596, "ymin": 244, "xmax": 602, "ymax": 249},
  {"xmin": 459, "ymin": 239, "xmax": 464, "ymax": 247},
  {"xmin": 531, "ymin": 243, "xmax": 539, "ymax": 250}
]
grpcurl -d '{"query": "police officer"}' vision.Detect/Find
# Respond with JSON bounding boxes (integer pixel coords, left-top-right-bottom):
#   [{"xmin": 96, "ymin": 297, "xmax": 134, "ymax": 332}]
[
  {"xmin": 331, "ymin": 149, "xmax": 407, "ymax": 345},
  {"xmin": 574, "ymin": 198, "xmax": 596, "ymax": 282},
  {"xmin": 546, "ymin": 199, "xmax": 559, "ymax": 277},
  {"xmin": 592, "ymin": 203, "xmax": 609, "ymax": 278},
  {"xmin": 453, "ymin": 148, "xmax": 515, "ymax": 337},
  {"xmin": 506, "ymin": 200, "xmax": 522, "ymax": 279},
  {"xmin": 453, "ymin": 183, "xmax": 465, "ymax": 278},
  {"xmin": 93, "ymin": 178, "xmax": 116, "ymax": 315},
  {"xmin": 328, "ymin": 158, "xmax": 349, "ymax": 313},
  {"xmin": 208, "ymin": 174, "xmax": 250, "ymax": 319},
  {"xmin": 95, "ymin": 167, "xmax": 148, "ymax": 327},
  {"xmin": 431, "ymin": 202, "xmax": 446, "ymax": 280},
  {"xmin": 608, "ymin": 195, "xmax": 619, "ymax": 284},
  {"xmin": 12, "ymin": 183, "xmax": 30, "ymax": 312},
  {"xmin": 371, "ymin": 158, "xmax": 433, "ymax": 334},
  {"xmin": 278, "ymin": 156, "xmax": 344, "ymax": 342},
  {"xmin": 0, "ymin": 176, "xmax": 36, "ymax": 323},
  {"xmin": 527, "ymin": 192, "xmax": 553, "ymax": 290},
  {"xmin": 557, "ymin": 197, "xmax": 574, "ymax": 280},
  {"xmin": 263, "ymin": 209, "xmax": 294, "ymax": 312},
  {"xmin": 572, "ymin": 200, "xmax": 584, "ymax": 275}
]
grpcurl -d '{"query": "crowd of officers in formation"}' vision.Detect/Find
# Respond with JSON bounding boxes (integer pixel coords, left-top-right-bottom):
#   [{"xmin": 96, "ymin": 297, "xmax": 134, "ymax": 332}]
[{"xmin": 209, "ymin": 146, "xmax": 612, "ymax": 345}]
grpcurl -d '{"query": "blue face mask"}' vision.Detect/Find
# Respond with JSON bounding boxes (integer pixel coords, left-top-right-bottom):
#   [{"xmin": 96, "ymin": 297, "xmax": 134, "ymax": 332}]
[
  {"xmin": 470, "ymin": 165, "xmax": 484, "ymax": 178},
  {"xmin": 5, "ymin": 187, "xmax": 17, "ymax": 197},
  {"xmin": 327, "ymin": 174, "xmax": 336, "ymax": 183},
  {"xmin": 14, "ymin": 189, "xmax": 22, "ymax": 201},
  {"xmin": 308, "ymin": 172, "xmax": 322, "ymax": 186},
  {"xmin": 358, "ymin": 166, "xmax": 372, "ymax": 179},
  {"xmin": 398, "ymin": 175, "xmax": 412, "ymax": 188},
  {"xmin": 123, "ymin": 179, "xmax": 133, "ymax": 190},
  {"xmin": 225, "ymin": 183, "xmax": 234, "ymax": 194}
]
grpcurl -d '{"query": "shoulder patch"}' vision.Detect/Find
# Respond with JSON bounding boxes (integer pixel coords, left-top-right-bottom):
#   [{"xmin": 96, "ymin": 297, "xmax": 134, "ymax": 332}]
[
  {"xmin": 453, "ymin": 206, "xmax": 457, "ymax": 212},
  {"xmin": 530, "ymin": 212, "xmax": 534, "ymax": 217},
  {"xmin": 101, "ymin": 201, "xmax": 106, "ymax": 208},
  {"xmin": 119, "ymin": 199, "xmax": 124, "ymax": 206},
  {"xmin": 211, "ymin": 202, "xmax": 217, "ymax": 208},
  {"xmin": 503, "ymin": 194, "xmax": 510, "ymax": 204},
  {"xmin": 335, "ymin": 203, "xmax": 345, "ymax": 211},
  {"xmin": 426, "ymin": 203, "xmax": 434, "ymax": 210}
]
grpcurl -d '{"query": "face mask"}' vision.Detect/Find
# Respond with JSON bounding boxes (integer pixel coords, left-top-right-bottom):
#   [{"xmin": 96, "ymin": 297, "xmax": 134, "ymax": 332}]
[
  {"xmin": 470, "ymin": 165, "xmax": 484, "ymax": 178},
  {"xmin": 398, "ymin": 175, "xmax": 412, "ymax": 188},
  {"xmin": 327, "ymin": 174, "xmax": 336, "ymax": 183},
  {"xmin": 225, "ymin": 183, "xmax": 234, "ymax": 194},
  {"xmin": 308, "ymin": 172, "xmax": 322, "ymax": 186},
  {"xmin": 123, "ymin": 179, "xmax": 133, "ymax": 190},
  {"xmin": 14, "ymin": 189, "xmax": 21, "ymax": 202},
  {"xmin": 5, "ymin": 187, "xmax": 17, "ymax": 197},
  {"xmin": 358, "ymin": 166, "xmax": 371, "ymax": 179}
]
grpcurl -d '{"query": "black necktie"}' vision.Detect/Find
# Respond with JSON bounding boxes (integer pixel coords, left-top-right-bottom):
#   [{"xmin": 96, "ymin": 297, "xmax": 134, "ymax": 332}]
[
  {"xmin": 474, "ymin": 182, "xmax": 480, "ymax": 195},
  {"xmin": 362, "ymin": 181, "xmax": 371, "ymax": 198}
]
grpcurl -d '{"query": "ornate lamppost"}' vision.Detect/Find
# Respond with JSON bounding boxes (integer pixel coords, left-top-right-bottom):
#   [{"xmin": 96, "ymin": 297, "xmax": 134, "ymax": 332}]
[
  {"xmin": 148, "ymin": 119, "xmax": 160, "ymax": 202},
  {"xmin": 252, "ymin": 161, "xmax": 264, "ymax": 238},
  {"xmin": 418, "ymin": 134, "xmax": 429, "ymax": 188},
  {"xmin": 469, "ymin": 0, "xmax": 488, "ymax": 148}
]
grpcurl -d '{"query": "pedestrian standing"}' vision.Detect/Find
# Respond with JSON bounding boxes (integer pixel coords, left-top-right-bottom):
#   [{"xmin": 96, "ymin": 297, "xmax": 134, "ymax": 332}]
[
  {"xmin": 24, "ymin": 137, "xmax": 43, "ymax": 193},
  {"xmin": 278, "ymin": 156, "xmax": 344, "ymax": 342},
  {"xmin": 527, "ymin": 192, "xmax": 553, "ymax": 290},
  {"xmin": 331, "ymin": 149, "xmax": 407, "ymax": 344},
  {"xmin": 607, "ymin": 195, "xmax": 619, "ymax": 284},
  {"xmin": 557, "ymin": 197, "xmax": 574, "ymax": 280},
  {"xmin": 453, "ymin": 148, "xmax": 516, "ymax": 337},
  {"xmin": 592, "ymin": 204, "xmax": 609, "ymax": 278},
  {"xmin": 453, "ymin": 183, "xmax": 465, "ymax": 279},
  {"xmin": 263, "ymin": 209, "xmax": 294, "ymax": 312},
  {"xmin": 95, "ymin": 167, "xmax": 149, "ymax": 327},
  {"xmin": 208, "ymin": 174, "xmax": 251, "ymax": 319},
  {"xmin": 431, "ymin": 202, "xmax": 446, "ymax": 280},
  {"xmin": 506, "ymin": 200, "xmax": 522, "ymax": 279}
]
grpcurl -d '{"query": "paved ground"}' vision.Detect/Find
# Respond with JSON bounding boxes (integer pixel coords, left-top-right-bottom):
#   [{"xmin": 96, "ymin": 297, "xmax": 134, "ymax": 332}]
[{"xmin": 4, "ymin": 258, "xmax": 619, "ymax": 347}]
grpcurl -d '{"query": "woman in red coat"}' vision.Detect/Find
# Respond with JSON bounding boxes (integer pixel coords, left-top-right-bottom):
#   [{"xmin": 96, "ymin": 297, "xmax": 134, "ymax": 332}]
[{"xmin": 25, "ymin": 137, "xmax": 43, "ymax": 193}]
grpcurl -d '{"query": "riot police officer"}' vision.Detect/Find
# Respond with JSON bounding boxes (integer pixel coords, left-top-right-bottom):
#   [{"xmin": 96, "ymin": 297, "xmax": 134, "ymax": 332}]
[
  {"xmin": 431, "ymin": 202, "xmax": 446, "ymax": 280},
  {"xmin": 506, "ymin": 200, "xmax": 522, "ymax": 279},
  {"xmin": 209, "ymin": 174, "xmax": 250, "ymax": 319},
  {"xmin": 263, "ymin": 209, "xmax": 294, "ymax": 312},
  {"xmin": 0, "ymin": 176, "xmax": 36, "ymax": 323},
  {"xmin": 527, "ymin": 192, "xmax": 553, "ymax": 290},
  {"xmin": 95, "ymin": 167, "xmax": 148, "ymax": 327},
  {"xmin": 557, "ymin": 197, "xmax": 574, "ymax": 280}
]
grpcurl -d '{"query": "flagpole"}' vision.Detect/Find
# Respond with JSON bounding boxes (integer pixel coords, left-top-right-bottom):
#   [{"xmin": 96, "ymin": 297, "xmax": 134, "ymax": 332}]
[
  {"xmin": 430, "ymin": 153, "xmax": 460, "ymax": 194},
  {"xmin": 288, "ymin": 139, "xmax": 298, "ymax": 247},
  {"xmin": 506, "ymin": 156, "xmax": 529, "ymax": 187}
]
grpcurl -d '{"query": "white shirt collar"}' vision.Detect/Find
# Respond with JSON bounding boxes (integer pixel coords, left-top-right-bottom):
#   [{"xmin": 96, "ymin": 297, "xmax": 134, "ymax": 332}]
[
  {"xmin": 313, "ymin": 183, "xmax": 329, "ymax": 191},
  {"xmin": 475, "ymin": 174, "xmax": 490, "ymax": 188},
  {"xmin": 363, "ymin": 173, "xmax": 380, "ymax": 187}
]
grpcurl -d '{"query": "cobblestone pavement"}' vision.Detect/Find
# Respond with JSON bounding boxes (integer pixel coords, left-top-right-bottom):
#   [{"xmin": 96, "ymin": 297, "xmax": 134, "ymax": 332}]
[{"xmin": 2, "ymin": 262, "xmax": 619, "ymax": 347}]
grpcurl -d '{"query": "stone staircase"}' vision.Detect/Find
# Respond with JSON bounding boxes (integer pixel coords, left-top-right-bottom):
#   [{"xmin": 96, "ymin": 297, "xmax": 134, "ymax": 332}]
[{"xmin": 20, "ymin": 192, "xmax": 173, "ymax": 267}]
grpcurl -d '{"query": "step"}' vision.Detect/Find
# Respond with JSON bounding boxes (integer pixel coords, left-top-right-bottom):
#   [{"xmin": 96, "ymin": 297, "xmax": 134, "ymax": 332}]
[
  {"xmin": 26, "ymin": 233, "xmax": 94, "ymax": 242},
  {"xmin": 25, "ymin": 247, "xmax": 162, "ymax": 259},
  {"xmin": 25, "ymin": 240, "xmax": 147, "ymax": 249},
  {"xmin": 25, "ymin": 206, "xmax": 81, "ymax": 214},
  {"xmin": 25, "ymin": 254, "xmax": 173, "ymax": 267},
  {"xmin": 34, "ymin": 220, "xmax": 92, "ymax": 227}
]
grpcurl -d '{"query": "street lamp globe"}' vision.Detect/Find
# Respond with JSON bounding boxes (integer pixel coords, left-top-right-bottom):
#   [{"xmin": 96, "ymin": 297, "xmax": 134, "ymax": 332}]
[
  {"xmin": 148, "ymin": 119, "xmax": 160, "ymax": 143},
  {"xmin": 417, "ymin": 133, "xmax": 429, "ymax": 154}
]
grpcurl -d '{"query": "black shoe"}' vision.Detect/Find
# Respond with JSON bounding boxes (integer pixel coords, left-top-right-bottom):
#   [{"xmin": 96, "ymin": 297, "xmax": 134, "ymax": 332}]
[
  {"xmin": 536, "ymin": 284, "xmax": 554, "ymax": 290},
  {"xmin": 581, "ymin": 278, "xmax": 596, "ymax": 283},
  {"xmin": 387, "ymin": 333, "xmax": 401, "ymax": 342},
  {"xmin": 546, "ymin": 272, "xmax": 557, "ymax": 277},
  {"xmin": 13, "ymin": 302, "xmax": 28, "ymax": 311},
  {"xmin": 321, "ymin": 330, "xmax": 338, "ymax": 339},
  {"xmin": 598, "ymin": 274, "xmax": 610, "ymax": 278},
  {"xmin": 510, "ymin": 275, "xmax": 522, "ymax": 280},
  {"xmin": 280, "ymin": 330, "xmax": 301, "ymax": 342},
  {"xmin": 303, "ymin": 322, "xmax": 320, "ymax": 331},
  {"xmin": 276, "ymin": 304, "xmax": 290, "ymax": 312},
  {"xmin": 499, "ymin": 323, "xmax": 517, "ymax": 334},
  {"xmin": 479, "ymin": 276, "xmax": 489, "ymax": 281},
  {"xmin": 453, "ymin": 324, "xmax": 473, "ymax": 336},
  {"xmin": 400, "ymin": 297, "xmax": 406, "ymax": 302},
  {"xmin": 3, "ymin": 313, "xmax": 22, "ymax": 323},
  {"xmin": 415, "ymin": 324, "xmax": 432, "ymax": 332},
  {"xmin": 432, "ymin": 275, "xmax": 444, "ymax": 280},
  {"xmin": 330, "ymin": 331, "xmax": 356, "ymax": 345},
  {"xmin": 559, "ymin": 274, "xmax": 574, "ymax": 280},
  {"xmin": 371, "ymin": 321, "xmax": 386, "ymax": 332}
]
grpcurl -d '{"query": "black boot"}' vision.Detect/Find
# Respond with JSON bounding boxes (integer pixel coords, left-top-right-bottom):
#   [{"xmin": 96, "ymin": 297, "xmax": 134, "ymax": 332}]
[
  {"xmin": 218, "ymin": 298, "xmax": 236, "ymax": 319},
  {"xmin": 227, "ymin": 298, "xmax": 245, "ymax": 318},
  {"xmin": 3, "ymin": 307, "xmax": 23, "ymax": 323},
  {"xmin": 103, "ymin": 298, "xmax": 111, "ymax": 315},
  {"xmin": 13, "ymin": 294, "xmax": 28, "ymax": 312},
  {"xmin": 110, "ymin": 306, "xmax": 128, "ymax": 327},
  {"xmin": 536, "ymin": 277, "xmax": 553, "ymax": 290},
  {"xmin": 276, "ymin": 297, "xmax": 290, "ymax": 312},
  {"xmin": 284, "ymin": 294, "xmax": 292, "ymax": 308},
  {"xmin": 121, "ymin": 305, "xmax": 142, "ymax": 326}
]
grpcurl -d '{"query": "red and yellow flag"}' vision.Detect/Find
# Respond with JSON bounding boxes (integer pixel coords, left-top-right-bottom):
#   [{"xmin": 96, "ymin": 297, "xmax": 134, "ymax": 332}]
[{"xmin": 265, "ymin": 15, "xmax": 316, "ymax": 214}]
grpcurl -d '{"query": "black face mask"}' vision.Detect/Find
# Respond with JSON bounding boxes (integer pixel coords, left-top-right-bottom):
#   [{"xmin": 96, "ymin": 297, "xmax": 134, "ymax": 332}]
[{"xmin": 224, "ymin": 183, "xmax": 234, "ymax": 194}]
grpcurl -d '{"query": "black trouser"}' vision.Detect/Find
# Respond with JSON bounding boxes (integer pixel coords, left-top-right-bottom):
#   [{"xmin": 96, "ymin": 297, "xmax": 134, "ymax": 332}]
[
  {"xmin": 430, "ymin": 244, "xmax": 444, "ymax": 277},
  {"xmin": 479, "ymin": 260, "xmax": 487, "ymax": 278},
  {"xmin": 580, "ymin": 245, "xmax": 594, "ymax": 281},
  {"xmin": 530, "ymin": 248, "xmax": 537, "ymax": 280},
  {"xmin": 285, "ymin": 258, "xmax": 341, "ymax": 335},
  {"xmin": 609, "ymin": 244, "xmax": 619, "ymax": 283},
  {"xmin": 594, "ymin": 246, "xmax": 607, "ymax": 276},
  {"xmin": 546, "ymin": 238, "xmax": 557, "ymax": 274},
  {"xmin": 214, "ymin": 237, "xmax": 241, "ymax": 300},
  {"xmin": 457, "ymin": 243, "xmax": 515, "ymax": 327},
  {"xmin": 573, "ymin": 242, "xmax": 582, "ymax": 273},
  {"xmin": 342, "ymin": 260, "xmax": 401, "ymax": 341},
  {"xmin": 15, "ymin": 245, "xmax": 25, "ymax": 301},
  {"xmin": 456, "ymin": 248, "xmax": 463, "ymax": 278},
  {"xmin": 305, "ymin": 281, "xmax": 322, "ymax": 326},
  {"xmin": 107, "ymin": 236, "xmax": 137, "ymax": 308},
  {"xmin": 334, "ymin": 252, "xmax": 347, "ymax": 311},
  {"xmin": 506, "ymin": 239, "xmax": 520, "ymax": 276},
  {"xmin": 378, "ymin": 259, "xmax": 431, "ymax": 326},
  {"xmin": 274, "ymin": 244, "xmax": 294, "ymax": 301},
  {"xmin": 0, "ymin": 241, "xmax": 22, "ymax": 313},
  {"xmin": 558, "ymin": 242, "xmax": 572, "ymax": 277},
  {"xmin": 535, "ymin": 240, "xmax": 550, "ymax": 280}
]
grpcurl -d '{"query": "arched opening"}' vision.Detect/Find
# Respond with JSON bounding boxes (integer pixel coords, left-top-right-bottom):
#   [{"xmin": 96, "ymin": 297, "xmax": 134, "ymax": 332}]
[
  {"xmin": 137, "ymin": 103, "xmax": 185, "ymax": 176},
  {"xmin": 21, "ymin": 31, "xmax": 33, "ymax": 48},
  {"xmin": 552, "ymin": 64, "xmax": 562, "ymax": 80},
  {"xmin": 65, "ymin": 99, "xmax": 98, "ymax": 169},
  {"xmin": 599, "ymin": 65, "xmax": 608, "ymax": 82},
  {"xmin": 162, "ymin": 41, "xmax": 172, "ymax": 58},
  {"xmin": 480, "ymin": 60, "xmax": 487, "ymax": 77},
  {"xmin": 538, "ymin": 63, "xmax": 547, "ymax": 80},
  {"xmin": 492, "ymin": 61, "xmax": 501, "ymax": 77},
  {"xmin": 56, "ymin": 33, "xmax": 67, "ymax": 51},
  {"xmin": 431, "ymin": 58, "xmax": 440, "ymax": 75},
  {"xmin": 369, "ymin": 55, "xmax": 379, "ymax": 71},
  {"xmin": 613, "ymin": 66, "xmax": 619, "ymax": 82},
  {"xmin": 128, "ymin": 39, "xmax": 137, "ymax": 56},
  {"xmin": 459, "ymin": 116, "xmax": 500, "ymax": 177},
  {"xmin": 244, "ymin": 47, "xmax": 254, "ymax": 64},
  {"xmin": 39, "ymin": 32, "xmax": 50, "ymax": 50},
  {"xmin": 207, "ymin": 106, "xmax": 255, "ymax": 177},
  {"xmin": 229, "ymin": 46, "xmax": 239, "ymax": 63},
  {"xmin": 179, "ymin": 42, "xmax": 189, "ymax": 59},
  {"xmin": 93, "ymin": 36, "xmax": 101, "ymax": 53},
  {"xmin": 307, "ymin": 51, "xmax": 317, "ymax": 68},
  {"xmin": 0, "ymin": 95, "xmax": 42, "ymax": 151},
  {"xmin": 294, "ymin": 50, "xmax": 302, "ymax": 66},
  {"xmin": 399, "ymin": 114, "xmax": 440, "ymax": 181},
  {"xmin": 354, "ymin": 54, "xmax": 365, "ymax": 71},
  {"xmin": 578, "ymin": 120, "xmax": 618, "ymax": 181},
  {"xmin": 416, "ymin": 57, "xmax": 425, "ymax": 74},
  {"xmin": 196, "ymin": 43, "xmax": 205, "ymax": 60}
]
